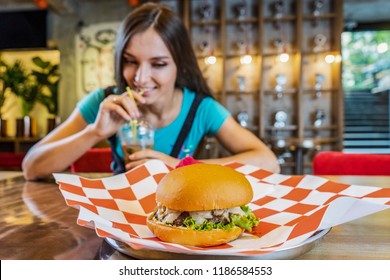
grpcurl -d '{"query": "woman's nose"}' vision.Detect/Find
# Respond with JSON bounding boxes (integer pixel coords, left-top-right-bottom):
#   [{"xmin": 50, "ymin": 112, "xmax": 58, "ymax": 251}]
[{"xmin": 134, "ymin": 64, "xmax": 150, "ymax": 85}]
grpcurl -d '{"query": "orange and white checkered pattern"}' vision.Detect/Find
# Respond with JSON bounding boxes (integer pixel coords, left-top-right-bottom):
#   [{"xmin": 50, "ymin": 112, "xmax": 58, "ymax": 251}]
[{"xmin": 54, "ymin": 159, "xmax": 390, "ymax": 257}]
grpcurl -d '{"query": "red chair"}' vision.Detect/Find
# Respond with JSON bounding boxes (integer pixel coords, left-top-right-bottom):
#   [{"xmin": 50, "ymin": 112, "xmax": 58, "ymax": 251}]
[
  {"xmin": 0, "ymin": 152, "xmax": 25, "ymax": 170},
  {"xmin": 312, "ymin": 151, "xmax": 390, "ymax": 175},
  {"xmin": 70, "ymin": 148, "xmax": 113, "ymax": 173}
]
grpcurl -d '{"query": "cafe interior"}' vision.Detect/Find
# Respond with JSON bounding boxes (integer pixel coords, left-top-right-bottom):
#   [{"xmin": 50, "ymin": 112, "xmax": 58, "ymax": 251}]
[{"xmin": 0, "ymin": 0, "xmax": 389, "ymax": 260}]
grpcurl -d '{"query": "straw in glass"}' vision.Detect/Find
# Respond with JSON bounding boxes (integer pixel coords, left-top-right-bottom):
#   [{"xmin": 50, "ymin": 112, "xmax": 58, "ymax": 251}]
[{"xmin": 126, "ymin": 86, "xmax": 138, "ymax": 139}]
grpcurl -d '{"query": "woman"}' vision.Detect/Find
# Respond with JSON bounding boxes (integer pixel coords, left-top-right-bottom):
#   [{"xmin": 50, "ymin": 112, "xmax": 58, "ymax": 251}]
[{"xmin": 22, "ymin": 3, "xmax": 280, "ymax": 180}]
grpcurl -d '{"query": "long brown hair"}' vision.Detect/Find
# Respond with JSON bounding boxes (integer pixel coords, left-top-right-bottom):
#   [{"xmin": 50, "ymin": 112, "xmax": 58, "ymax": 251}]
[{"xmin": 114, "ymin": 3, "xmax": 212, "ymax": 98}]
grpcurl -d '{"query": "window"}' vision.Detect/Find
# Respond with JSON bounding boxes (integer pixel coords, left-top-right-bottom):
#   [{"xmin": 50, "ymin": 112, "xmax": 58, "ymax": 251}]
[{"xmin": 342, "ymin": 30, "xmax": 390, "ymax": 91}]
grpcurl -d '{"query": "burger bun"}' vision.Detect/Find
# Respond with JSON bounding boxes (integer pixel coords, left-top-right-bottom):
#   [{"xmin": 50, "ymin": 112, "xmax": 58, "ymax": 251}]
[
  {"xmin": 147, "ymin": 215, "xmax": 244, "ymax": 247},
  {"xmin": 156, "ymin": 163, "xmax": 253, "ymax": 211}
]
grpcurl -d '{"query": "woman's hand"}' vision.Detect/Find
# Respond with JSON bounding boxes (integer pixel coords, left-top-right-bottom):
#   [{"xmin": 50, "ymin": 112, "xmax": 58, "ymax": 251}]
[
  {"xmin": 90, "ymin": 91, "xmax": 145, "ymax": 138},
  {"xmin": 125, "ymin": 149, "xmax": 180, "ymax": 170}
]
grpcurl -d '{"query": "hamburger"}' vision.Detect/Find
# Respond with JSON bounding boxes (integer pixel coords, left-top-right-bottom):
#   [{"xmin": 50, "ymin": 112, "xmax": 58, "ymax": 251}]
[{"xmin": 147, "ymin": 163, "xmax": 259, "ymax": 247}]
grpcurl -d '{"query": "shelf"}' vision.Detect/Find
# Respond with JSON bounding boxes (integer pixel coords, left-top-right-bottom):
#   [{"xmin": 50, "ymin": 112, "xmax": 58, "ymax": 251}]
[
  {"xmin": 303, "ymin": 88, "xmax": 339, "ymax": 93},
  {"xmin": 264, "ymin": 88, "xmax": 298, "ymax": 95},
  {"xmin": 184, "ymin": 0, "xmax": 344, "ymax": 175},
  {"xmin": 262, "ymin": 51, "xmax": 298, "ymax": 57},
  {"xmin": 226, "ymin": 18, "xmax": 258, "ymax": 24},
  {"xmin": 312, "ymin": 138, "xmax": 339, "ymax": 144},
  {"xmin": 265, "ymin": 137, "xmax": 338, "ymax": 147},
  {"xmin": 226, "ymin": 90, "xmax": 259, "ymax": 95},
  {"xmin": 264, "ymin": 16, "xmax": 297, "ymax": 22},
  {"xmin": 0, "ymin": 137, "xmax": 41, "ymax": 153},
  {"xmin": 304, "ymin": 125, "xmax": 338, "ymax": 131},
  {"xmin": 0, "ymin": 137, "xmax": 41, "ymax": 143},
  {"xmin": 302, "ymin": 13, "xmax": 337, "ymax": 20},
  {"xmin": 302, "ymin": 50, "xmax": 339, "ymax": 56},
  {"xmin": 196, "ymin": 54, "xmax": 223, "ymax": 59},
  {"xmin": 265, "ymin": 125, "xmax": 298, "ymax": 131},
  {"xmin": 190, "ymin": 19, "xmax": 220, "ymax": 26},
  {"xmin": 225, "ymin": 53, "xmax": 259, "ymax": 59}
]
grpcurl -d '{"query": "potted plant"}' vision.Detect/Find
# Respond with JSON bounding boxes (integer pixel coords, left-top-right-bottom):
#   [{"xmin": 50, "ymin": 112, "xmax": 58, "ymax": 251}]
[
  {"xmin": 0, "ymin": 61, "xmax": 27, "ymax": 136},
  {"xmin": 0, "ymin": 59, "xmax": 11, "ymax": 137},
  {"xmin": 31, "ymin": 56, "xmax": 60, "ymax": 133},
  {"xmin": 0, "ymin": 57, "xmax": 60, "ymax": 137},
  {"xmin": 1, "ymin": 60, "xmax": 40, "ymax": 137}
]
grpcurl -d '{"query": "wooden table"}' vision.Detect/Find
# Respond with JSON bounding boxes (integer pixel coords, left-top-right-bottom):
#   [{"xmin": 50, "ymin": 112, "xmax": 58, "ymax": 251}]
[{"xmin": 0, "ymin": 173, "xmax": 389, "ymax": 259}]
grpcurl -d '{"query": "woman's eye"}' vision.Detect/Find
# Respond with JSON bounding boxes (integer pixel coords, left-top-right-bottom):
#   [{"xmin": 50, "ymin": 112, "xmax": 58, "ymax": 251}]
[
  {"xmin": 153, "ymin": 63, "xmax": 167, "ymax": 68},
  {"xmin": 123, "ymin": 58, "xmax": 137, "ymax": 65}
]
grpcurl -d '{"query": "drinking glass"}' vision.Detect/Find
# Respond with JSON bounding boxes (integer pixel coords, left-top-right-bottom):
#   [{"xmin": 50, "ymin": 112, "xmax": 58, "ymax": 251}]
[{"xmin": 118, "ymin": 119, "xmax": 154, "ymax": 164}]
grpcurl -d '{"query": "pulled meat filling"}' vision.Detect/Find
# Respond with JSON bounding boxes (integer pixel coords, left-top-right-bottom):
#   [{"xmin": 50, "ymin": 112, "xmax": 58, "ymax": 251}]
[{"xmin": 152, "ymin": 203, "xmax": 246, "ymax": 227}]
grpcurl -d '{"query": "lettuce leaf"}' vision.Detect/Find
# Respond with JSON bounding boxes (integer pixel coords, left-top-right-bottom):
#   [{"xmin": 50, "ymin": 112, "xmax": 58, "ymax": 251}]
[
  {"xmin": 231, "ymin": 211, "xmax": 258, "ymax": 231},
  {"xmin": 239, "ymin": 205, "xmax": 260, "ymax": 230},
  {"xmin": 183, "ymin": 217, "xmax": 235, "ymax": 231}
]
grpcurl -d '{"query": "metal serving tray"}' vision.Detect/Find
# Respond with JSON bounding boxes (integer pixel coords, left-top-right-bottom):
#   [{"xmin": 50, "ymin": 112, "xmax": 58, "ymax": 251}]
[{"xmin": 103, "ymin": 228, "xmax": 330, "ymax": 260}]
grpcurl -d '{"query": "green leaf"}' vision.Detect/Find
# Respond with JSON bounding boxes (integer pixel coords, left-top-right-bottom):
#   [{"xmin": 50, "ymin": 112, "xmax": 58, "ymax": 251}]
[{"xmin": 32, "ymin": 56, "xmax": 50, "ymax": 69}]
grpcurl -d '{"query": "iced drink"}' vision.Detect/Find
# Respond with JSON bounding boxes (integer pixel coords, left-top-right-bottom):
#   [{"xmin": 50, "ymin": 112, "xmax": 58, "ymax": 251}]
[{"xmin": 118, "ymin": 119, "xmax": 154, "ymax": 164}]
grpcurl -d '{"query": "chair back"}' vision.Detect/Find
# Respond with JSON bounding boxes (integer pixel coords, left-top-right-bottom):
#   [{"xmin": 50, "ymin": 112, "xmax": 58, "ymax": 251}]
[
  {"xmin": 312, "ymin": 151, "xmax": 390, "ymax": 175},
  {"xmin": 0, "ymin": 153, "xmax": 25, "ymax": 171},
  {"xmin": 71, "ymin": 148, "xmax": 112, "ymax": 173}
]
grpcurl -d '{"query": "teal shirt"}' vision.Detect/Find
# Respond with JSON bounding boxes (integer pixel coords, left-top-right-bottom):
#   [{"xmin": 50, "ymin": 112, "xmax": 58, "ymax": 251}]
[{"xmin": 77, "ymin": 87, "xmax": 230, "ymax": 161}]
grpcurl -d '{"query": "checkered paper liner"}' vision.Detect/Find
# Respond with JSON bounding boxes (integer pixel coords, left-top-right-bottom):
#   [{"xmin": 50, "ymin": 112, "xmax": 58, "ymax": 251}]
[{"xmin": 54, "ymin": 159, "xmax": 390, "ymax": 257}]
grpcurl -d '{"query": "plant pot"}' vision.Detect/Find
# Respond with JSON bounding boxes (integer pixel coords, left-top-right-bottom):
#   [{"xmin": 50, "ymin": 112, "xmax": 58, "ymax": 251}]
[
  {"xmin": 16, "ymin": 116, "xmax": 37, "ymax": 137},
  {"xmin": 0, "ymin": 118, "xmax": 8, "ymax": 137}
]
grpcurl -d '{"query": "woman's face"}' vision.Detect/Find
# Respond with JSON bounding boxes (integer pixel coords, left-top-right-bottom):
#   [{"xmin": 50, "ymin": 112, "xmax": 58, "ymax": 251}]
[{"xmin": 122, "ymin": 27, "xmax": 177, "ymax": 104}]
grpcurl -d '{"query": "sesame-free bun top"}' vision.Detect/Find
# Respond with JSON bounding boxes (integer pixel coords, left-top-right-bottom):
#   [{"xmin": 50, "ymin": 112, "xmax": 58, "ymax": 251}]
[{"xmin": 156, "ymin": 163, "xmax": 253, "ymax": 211}]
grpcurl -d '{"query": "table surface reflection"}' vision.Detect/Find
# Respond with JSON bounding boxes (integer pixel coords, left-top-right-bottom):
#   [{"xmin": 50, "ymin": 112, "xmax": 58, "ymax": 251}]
[{"xmin": 0, "ymin": 173, "xmax": 389, "ymax": 260}]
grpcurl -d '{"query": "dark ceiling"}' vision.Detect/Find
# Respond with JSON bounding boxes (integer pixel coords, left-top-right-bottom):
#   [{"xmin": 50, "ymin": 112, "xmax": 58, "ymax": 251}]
[
  {"xmin": 344, "ymin": 0, "xmax": 390, "ymax": 24},
  {"xmin": 0, "ymin": 0, "xmax": 390, "ymax": 25}
]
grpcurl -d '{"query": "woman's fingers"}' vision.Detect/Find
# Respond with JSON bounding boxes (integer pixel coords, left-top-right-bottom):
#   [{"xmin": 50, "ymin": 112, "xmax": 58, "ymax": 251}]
[
  {"xmin": 124, "ymin": 150, "xmax": 180, "ymax": 170},
  {"xmin": 131, "ymin": 90, "xmax": 146, "ymax": 104},
  {"xmin": 125, "ymin": 159, "xmax": 149, "ymax": 170},
  {"xmin": 104, "ymin": 92, "xmax": 140, "ymax": 119},
  {"xmin": 125, "ymin": 150, "xmax": 156, "ymax": 170},
  {"xmin": 113, "ymin": 91, "xmax": 145, "ymax": 118},
  {"xmin": 102, "ymin": 95, "xmax": 131, "ymax": 121}
]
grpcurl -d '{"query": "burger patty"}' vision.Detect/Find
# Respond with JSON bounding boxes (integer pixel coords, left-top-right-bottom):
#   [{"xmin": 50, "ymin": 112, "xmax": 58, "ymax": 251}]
[
  {"xmin": 153, "ymin": 204, "xmax": 246, "ymax": 227},
  {"xmin": 172, "ymin": 212, "xmax": 189, "ymax": 226}
]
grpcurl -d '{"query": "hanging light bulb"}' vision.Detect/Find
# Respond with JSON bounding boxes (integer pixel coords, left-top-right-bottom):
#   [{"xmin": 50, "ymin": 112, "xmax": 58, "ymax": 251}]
[
  {"xmin": 237, "ymin": 23, "xmax": 253, "ymax": 65},
  {"xmin": 240, "ymin": 54, "xmax": 252, "ymax": 65},
  {"xmin": 205, "ymin": 55, "xmax": 217, "ymax": 65},
  {"xmin": 325, "ymin": 54, "xmax": 335, "ymax": 63},
  {"xmin": 279, "ymin": 53, "xmax": 289, "ymax": 63}
]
